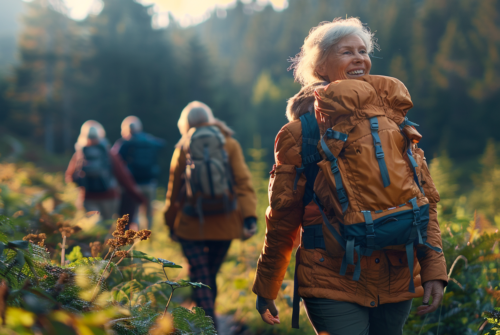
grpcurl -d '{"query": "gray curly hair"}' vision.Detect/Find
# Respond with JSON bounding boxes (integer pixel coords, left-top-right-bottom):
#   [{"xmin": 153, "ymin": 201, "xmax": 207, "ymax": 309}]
[{"xmin": 289, "ymin": 17, "xmax": 378, "ymax": 86}]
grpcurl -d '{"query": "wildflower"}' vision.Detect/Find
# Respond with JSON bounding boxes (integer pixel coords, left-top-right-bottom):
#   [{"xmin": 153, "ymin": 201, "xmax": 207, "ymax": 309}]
[
  {"xmin": 89, "ymin": 242, "xmax": 102, "ymax": 258},
  {"xmin": 106, "ymin": 215, "xmax": 147, "ymax": 250},
  {"xmin": 55, "ymin": 222, "xmax": 81, "ymax": 238},
  {"xmin": 116, "ymin": 214, "xmax": 129, "ymax": 234},
  {"xmin": 22, "ymin": 233, "xmax": 46, "ymax": 246},
  {"xmin": 136, "ymin": 230, "xmax": 152, "ymax": 241}
]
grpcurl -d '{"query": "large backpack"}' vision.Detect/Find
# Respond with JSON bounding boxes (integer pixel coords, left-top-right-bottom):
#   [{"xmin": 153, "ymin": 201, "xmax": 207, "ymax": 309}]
[
  {"xmin": 297, "ymin": 79, "xmax": 442, "ymax": 294},
  {"xmin": 182, "ymin": 125, "xmax": 236, "ymax": 223},
  {"xmin": 78, "ymin": 144, "xmax": 114, "ymax": 193},
  {"xmin": 121, "ymin": 134, "xmax": 162, "ymax": 183}
]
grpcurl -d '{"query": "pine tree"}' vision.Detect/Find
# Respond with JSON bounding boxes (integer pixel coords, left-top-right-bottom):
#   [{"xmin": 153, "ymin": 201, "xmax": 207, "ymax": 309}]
[{"xmin": 8, "ymin": 0, "xmax": 79, "ymax": 153}]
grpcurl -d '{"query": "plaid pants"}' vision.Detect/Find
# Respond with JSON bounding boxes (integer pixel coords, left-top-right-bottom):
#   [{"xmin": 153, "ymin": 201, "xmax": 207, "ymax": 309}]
[{"xmin": 179, "ymin": 239, "xmax": 231, "ymax": 327}]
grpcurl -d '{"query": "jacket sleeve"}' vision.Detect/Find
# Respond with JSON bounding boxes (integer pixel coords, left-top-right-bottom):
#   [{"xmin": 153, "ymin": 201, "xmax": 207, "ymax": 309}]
[
  {"xmin": 226, "ymin": 138, "xmax": 257, "ymax": 219},
  {"xmin": 65, "ymin": 153, "xmax": 78, "ymax": 184},
  {"xmin": 415, "ymin": 148, "xmax": 448, "ymax": 285},
  {"xmin": 110, "ymin": 153, "xmax": 144, "ymax": 203},
  {"xmin": 163, "ymin": 147, "xmax": 186, "ymax": 229},
  {"xmin": 110, "ymin": 139, "xmax": 123, "ymax": 156},
  {"xmin": 252, "ymin": 125, "xmax": 306, "ymax": 300}
]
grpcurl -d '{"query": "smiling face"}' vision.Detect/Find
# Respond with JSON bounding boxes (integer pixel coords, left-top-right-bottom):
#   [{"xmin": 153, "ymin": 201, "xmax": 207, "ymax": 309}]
[{"xmin": 316, "ymin": 34, "xmax": 372, "ymax": 82}]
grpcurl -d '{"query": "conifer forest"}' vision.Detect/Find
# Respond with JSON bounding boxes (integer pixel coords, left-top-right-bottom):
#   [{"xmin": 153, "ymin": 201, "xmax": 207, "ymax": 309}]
[{"xmin": 1, "ymin": 0, "xmax": 500, "ymax": 334}]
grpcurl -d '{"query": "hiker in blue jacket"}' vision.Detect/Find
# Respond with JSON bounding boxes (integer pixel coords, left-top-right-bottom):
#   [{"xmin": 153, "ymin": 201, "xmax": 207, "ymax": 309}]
[{"xmin": 112, "ymin": 116, "xmax": 165, "ymax": 230}]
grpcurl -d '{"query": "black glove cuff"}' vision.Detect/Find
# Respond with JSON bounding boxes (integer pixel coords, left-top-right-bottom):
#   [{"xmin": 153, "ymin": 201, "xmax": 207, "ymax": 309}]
[
  {"xmin": 256, "ymin": 295, "xmax": 277, "ymax": 316},
  {"xmin": 244, "ymin": 217, "xmax": 257, "ymax": 229}
]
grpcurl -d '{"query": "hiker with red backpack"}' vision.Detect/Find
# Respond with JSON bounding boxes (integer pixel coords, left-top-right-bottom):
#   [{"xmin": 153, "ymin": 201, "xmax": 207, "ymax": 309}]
[
  {"xmin": 253, "ymin": 18, "xmax": 447, "ymax": 335},
  {"xmin": 66, "ymin": 120, "xmax": 146, "ymax": 221},
  {"xmin": 163, "ymin": 101, "xmax": 257, "ymax": 329}
]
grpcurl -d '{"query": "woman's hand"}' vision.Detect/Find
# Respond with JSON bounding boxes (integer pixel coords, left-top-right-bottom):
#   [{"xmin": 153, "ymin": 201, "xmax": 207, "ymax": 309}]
[
  {"xmin": 417, "ymin": 280, "xmax": 445, "ymax": 316},
  {"xmin": 256, "ymin": 296, "xmax": 280, "ymax": 325},
  {"xmin": 242, "ymin": 217, "xmax": 257, "ymax": 241}
]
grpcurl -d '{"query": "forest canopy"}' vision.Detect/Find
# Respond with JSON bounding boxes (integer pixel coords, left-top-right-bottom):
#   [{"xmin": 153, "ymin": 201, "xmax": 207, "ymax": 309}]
[{"xmin": 1, "ymin": 0, "xmax": 499, "ymax": 187}]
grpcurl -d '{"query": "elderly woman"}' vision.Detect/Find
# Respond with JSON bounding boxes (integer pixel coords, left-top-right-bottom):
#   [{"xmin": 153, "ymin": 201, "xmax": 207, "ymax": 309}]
[
  {"xmin": 163, "ymin": 101, "xmax": 257, "ymax": 329},
  {"xmin": 252, "ymin": 18, "xmax": 447, "ymax": 334},
  {"xmin": 66, "ymin": 120, "xmax": 145, "ymax": 221}
]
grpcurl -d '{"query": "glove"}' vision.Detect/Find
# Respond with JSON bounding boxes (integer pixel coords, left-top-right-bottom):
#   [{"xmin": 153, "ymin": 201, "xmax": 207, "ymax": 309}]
[
  {"xmin": 242, "ymin": 217, "xmax": 257, "ymax": 241},
  {"xmin": 256, "ymin": 295, "xmax": 280, "ymax": 325}
]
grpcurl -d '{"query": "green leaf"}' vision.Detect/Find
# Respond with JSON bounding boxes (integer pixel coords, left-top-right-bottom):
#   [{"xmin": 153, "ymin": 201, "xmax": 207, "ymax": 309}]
[
  {"xmin": 128, "ymin": 251, "xmax": 182, "ymax": 268},
  {"xmin": 24, "ymin": 288, "xmax": 57, "ymax": 303},
  {"xmin": 128, "ymin": 250, "xmax": 158, "ymax": 262},
  {"xmin": 159, "ymin": 280, "xmax": 210, "ymax": 290},
  {"xmin": 16, "ymin": 250, "xmax": 25, "ymax": 268},
  {"xmin": 0, "ymin": 242, "xmax": 5, "ymax": 255},
  {"xmin": 67, "ymin": 246, "xmax": 83, "ymax": 262},
  {"xmin": 23, "ymin": 251, "xmax": 39, "ymax": 284},
  {"xmin": 7, "ymin": 240, "xmax": 29, "ymax": 250},
  {"xmin": 160, "ymin": 280, "xmax": 181, "ymax": 288},
  {"xmin": 178, "ymin": 280, "xmax": 210, "ymax": 289},
  {"xmin": 172, "ymin": 306, "xmax": 216, "ymax": 335},
  {"xmin": 157, "ymin": 257, "xmax": 182, "ymax": 268}
]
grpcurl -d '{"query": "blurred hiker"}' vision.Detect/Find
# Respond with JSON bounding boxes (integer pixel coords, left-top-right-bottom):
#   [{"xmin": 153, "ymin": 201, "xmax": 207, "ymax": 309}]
[
  {"xmin": 253, "ymin": 18, "xmax": 447, "ymax": 335},
  {"xmin": 163, "ymin": 101, "xmax": 257, "ymax": 329},
  {"xmin": 66, "ymin": 120, "xmax": 146, "ymax": 221},
  {"xmin": 112, "ymin": 116, "xmax": 165, "ymax": 230}
]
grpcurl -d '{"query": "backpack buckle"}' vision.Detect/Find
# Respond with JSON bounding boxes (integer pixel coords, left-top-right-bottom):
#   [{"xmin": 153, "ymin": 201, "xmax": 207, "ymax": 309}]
[
  {"xmin": 413, "ymin": 209, "xmax": 421, "ymax": 225},
  {"xmin": 366, "ymin": 234, "xmax": 376, "ymax": 248},
  {"xmin": 375, "ymin": 145, "xmax": 384, "ymax": 159},
  {"xmin": 370, "ymin": 119, "xmax": 379, "ymax": 130},
  {"xmin": 338, "ymin": 189, "xmax": 348, "ymax": 204},
  {"xmin": 331, "ymin": 165, "xmax": 339, "ymax": 174}
]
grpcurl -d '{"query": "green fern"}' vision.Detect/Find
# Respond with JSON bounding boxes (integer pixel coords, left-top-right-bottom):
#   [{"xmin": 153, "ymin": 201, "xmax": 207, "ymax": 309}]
[{"xmin": 172, "ymin": 307, "xmax": 217, "ymax": 335}]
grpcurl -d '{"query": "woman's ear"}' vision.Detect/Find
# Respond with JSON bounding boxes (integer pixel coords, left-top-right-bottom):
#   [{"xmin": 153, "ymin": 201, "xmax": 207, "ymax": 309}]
[{"xmin": 315, "ymin": 65, "xmax": 329, "ymax": 82}]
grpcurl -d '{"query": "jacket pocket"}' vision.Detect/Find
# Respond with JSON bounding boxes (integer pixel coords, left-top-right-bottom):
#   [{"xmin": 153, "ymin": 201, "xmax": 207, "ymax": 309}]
[
  {"xmin": 386, "ymin": 250, "xmax": 412, "ymax": 294},
  {"xmin": 311, "ymin": 250, "xmax": 358, "ymax": 294},
  {"xmin": 268, "ymin": 164, "xmax": 304, "ymax": 210}
]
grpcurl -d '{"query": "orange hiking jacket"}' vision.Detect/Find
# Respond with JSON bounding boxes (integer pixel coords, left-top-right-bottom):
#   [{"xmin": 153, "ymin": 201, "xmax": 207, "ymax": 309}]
[
  {"xmin": 163, "ymin": 122, "xmax": 257, "ymax": 241},
  {"xmin": 253, "ymin": 75, "xmax": 447, "ymax": 308}
]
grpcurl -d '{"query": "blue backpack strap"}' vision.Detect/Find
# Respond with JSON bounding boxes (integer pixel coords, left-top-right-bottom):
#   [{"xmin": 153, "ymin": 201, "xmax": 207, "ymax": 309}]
[
  {"xmin": 399, "ymin": 117, "xmax": 426, "ymax": 195},
  {"xmin": 406, "ymin": 242, "xmax": 415, "ymax": 293},
  {"xmin": 320, "ymin": 129, "xmax": 349, "ymax": 213},
  {"xmin": 399, "ymin": 117, "xmax": 419, "ymax": 130},
  {"xmin": 362, "ymin": 211, "xmax": 375, "ymax": 249},
  {"xmin": 312, "ymin": 194, "xmax": 346, "ymax": 250},
  {"xmin": 369, "ymin": 117, "xmax": 391, "ymax": 188},
  {"xmin": 407, "ymin": 148, "xmax": 425, "ymax": 195},
  {"xmin": 294, "ymin": 112, "xmax": 322, "ymax": 206}
]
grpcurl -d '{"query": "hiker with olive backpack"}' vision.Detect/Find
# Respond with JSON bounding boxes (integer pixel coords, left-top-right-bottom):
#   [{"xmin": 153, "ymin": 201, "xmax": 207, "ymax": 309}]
[{"xmin": 164, "ymin": 101, "xmax": 257, "ymax": 330}]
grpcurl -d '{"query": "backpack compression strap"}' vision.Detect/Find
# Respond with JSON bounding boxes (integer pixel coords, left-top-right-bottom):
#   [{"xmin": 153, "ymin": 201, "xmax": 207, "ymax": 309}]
[
  {"xmin": 369, "ymin": 117, "xmax": 391, "ymax": 188},
  {"xmin": 293, "ymin": 113, "xmax": 322, "ymax": 191},
  {"xmin": 406, "ymin": 197, "xmax": 424, "ymax": 293},
  {"xmin": 320, "ymin": 129, "xmax": 349, "ymax": 213},
  {"xmin": 399, "ymin": 117, "xmax": 419, "ymax": 129},
  {"xmin": 398, "ymin": 117, "xmax": 426, "ymax": 195}
]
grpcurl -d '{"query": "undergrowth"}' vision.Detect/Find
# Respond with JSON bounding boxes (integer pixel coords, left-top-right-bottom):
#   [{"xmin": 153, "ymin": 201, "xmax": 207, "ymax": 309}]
[
  {"xmin": 2, "ymin": 143, "xmax": 500, "ymax": 334},
  {"xmin": 0, "ymin": 163, "xmax": 216, "ymax": 334}
]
